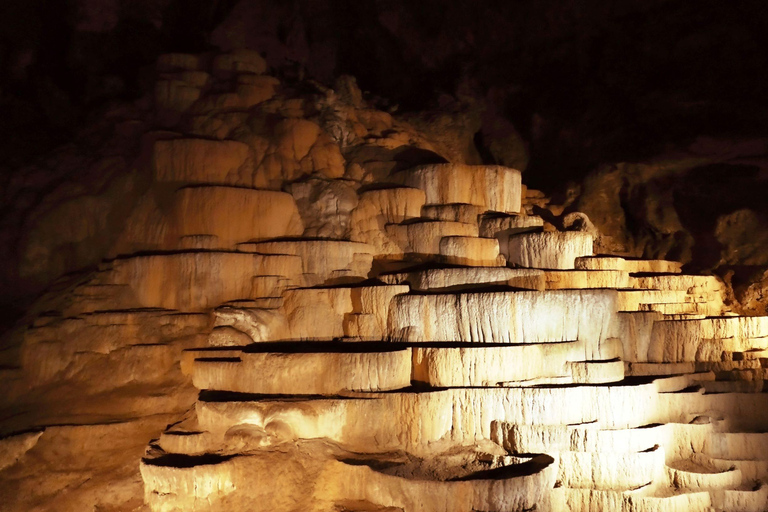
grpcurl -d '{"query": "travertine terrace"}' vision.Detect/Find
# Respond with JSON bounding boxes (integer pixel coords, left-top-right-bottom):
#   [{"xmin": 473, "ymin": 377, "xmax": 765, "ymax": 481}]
[{"xmin": 1, "ymin": 50, "xmax": 767, "ymax": 512}]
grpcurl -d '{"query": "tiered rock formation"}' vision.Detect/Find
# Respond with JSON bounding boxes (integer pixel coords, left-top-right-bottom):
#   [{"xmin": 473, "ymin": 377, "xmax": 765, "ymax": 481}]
[
  {"xmin": 137, "ymin": 153, "xmax": 767, "ymax": 510},
  {"xmin": 1, "ymin": 50, "xmax": 767, "ymax": 512}
]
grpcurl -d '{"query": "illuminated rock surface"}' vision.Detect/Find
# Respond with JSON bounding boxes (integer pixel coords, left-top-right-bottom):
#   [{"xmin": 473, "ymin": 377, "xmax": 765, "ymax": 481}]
[
  {"xmin": 1, "ymin": 50, "xmax": 767, "ymax": 512},
  {"xmin": 508, "ymin": 231, "xmax": 596, "ymax": 270}
]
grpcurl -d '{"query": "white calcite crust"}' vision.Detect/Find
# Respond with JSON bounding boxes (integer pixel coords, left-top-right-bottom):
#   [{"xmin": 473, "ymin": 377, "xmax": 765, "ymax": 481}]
[
  {"xmin": 193, "ymin": 347, "xmax": 412, "ymax": 394},
  {"xmin": 392, "ymin": 163, "xmax": 523, "ymax": 214},
  {"xmin": 508, "ymin": 231, "xmax": 594, "ymax": 269},
  {"xmin": 388, "ymin": 289, "xmax": 618, "ymax": 356}
]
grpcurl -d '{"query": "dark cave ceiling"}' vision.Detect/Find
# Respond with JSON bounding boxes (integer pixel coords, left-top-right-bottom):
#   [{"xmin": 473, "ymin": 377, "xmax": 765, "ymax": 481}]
[{"xmin": 2, "ymin": 0, "xmax": 767, "ymax": 180}]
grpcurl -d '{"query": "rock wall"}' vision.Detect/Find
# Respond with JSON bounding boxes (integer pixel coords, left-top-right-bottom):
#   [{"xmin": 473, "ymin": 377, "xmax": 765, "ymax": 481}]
[
  {"xmin": 3, "ymin": 0, "xmax": 768, "ymax": 325},
  {"xmin": 1, "ymin": 48, "xmax": 767, "ymax": 511}
]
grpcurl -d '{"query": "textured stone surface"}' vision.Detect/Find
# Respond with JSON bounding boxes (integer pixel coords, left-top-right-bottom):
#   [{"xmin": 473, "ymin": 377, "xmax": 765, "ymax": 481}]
[
  {"xmin": 508, "ymin": 231, "xmax": 594, "ymax": 269},
  {"xmin": 381, "ymin": 267, "xmax": 545, "ymax": 292},
  {"xmin": 387, "ymin": 289, "xmax": 618, "ymax": 356},
  {"xmin": 240, "ymin": 240, "xmax": 374, "ymax": 286},
  {"xmin": 439, "ymin": 236, "xmax": 504, "ymax": 267},
  {"xmin": 575, "ymin": 256, "xmax": 683, "ymax": 274},
  {"xmin": 287, "ymin": 178, "xmax": 358, "ymax": 239},
  {"xmin": 349, "ymin": 186, "xmax": 427, "ymax": 257},
  {"xmin": 141, "ymin": 446, "xmax": 557, "ymax": 512},
  {"xmin": 106, "ymin": 252, "xmax": 302, "ymax": 311},
  {"xmin": 386, "ymin": 221, "xmax": 479, "ymax": 257},
  {"xmin": 193, "ymin": 345, "xmax": 412, "ymax": 394},
  {"xmin": 392, "ymin": 164, "xmax": 522, "ymax": 214},
  {"xmin": 2, "ymin": 42, "xmax": 768, "ymax": 512},
  {"xmin": 168, "ymin": 186, "xmax": 304, "ymax": 248},
  {"xmin": 543, "ymin": 269, "xmax": 630, "ymax": 290},
  {"xmin": 412, "ymin": 341, "xmax": 586, "ymax": 387},
  {"xmin": 153, "ymin": 138, "xmax": 253, "ymax": 185}
]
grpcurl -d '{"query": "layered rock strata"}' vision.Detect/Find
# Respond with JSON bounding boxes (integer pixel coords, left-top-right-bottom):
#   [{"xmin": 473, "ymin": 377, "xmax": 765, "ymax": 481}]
[{"xmin": 136, "ymin": 126, "xmax": 766, "ymax": 510}]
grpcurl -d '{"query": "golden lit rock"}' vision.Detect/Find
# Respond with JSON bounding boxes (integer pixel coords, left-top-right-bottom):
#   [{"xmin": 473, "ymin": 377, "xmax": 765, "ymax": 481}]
[
  {"xmin": 575, "ymin": 256, "xmax": 684, "ymax": 273},
  {"xmin": 4, "ymin": 46, "xmax": 768, "ymax": 512},
  {"xmin": 411, "ymin": 341, "xmax": 587, "ymax": 387},
  {"xmin": 107, "ymin": 252, "xmax": 303, "ymax": 311},
  {"xmin": 380, "ymin": 266, "xmax": 545, "ymax": 291},
  {"xmin": 542, "ymin": 269, "xmax": 630, "ymax": 289},
  {"xmin": 170, "ymin": 186, "xmax": 304, "ymax": 248},
  {"xmin": 508, "ymin": 231, "xmax": 594, "ymax": 269},
  {"xmin": 240, "ymin": 239, "xmax": 374, "ymax": 286},
  {"xmin": 392, "ymin": 163, "xmax": 523, "ymax": 214},
  {"xmin": 386, "ymin": 220, "xmax": 479, "ymax": 257},
  {"xmin": 421, "ymin": 203, "xmax": 483, "ymax": 223},
  {"xmin": 438, "ymin": 236, "xmax": 504, "ymax": 266},
  {"xmin": 192, "ymin": 345, "xmax": 412, "ymax": 394},
  {"xmin": 153, "ymin": 138, "xmax": 253, "ymax": 185}
]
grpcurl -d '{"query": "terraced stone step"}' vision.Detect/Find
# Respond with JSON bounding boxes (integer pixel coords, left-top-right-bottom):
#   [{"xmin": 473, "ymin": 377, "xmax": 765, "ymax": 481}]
[
  {"xmin": 411, "ymin": 341, "xmax": 586, "ymax": 387},
  {"xmin": 704, "ymin": 432, "xmax": 768, "ymax": 461},
  {"xmin": 391, "ymin": 163, "xmax": 523, "ymax": 214},
  {"xmin": 543, "ymin": 269, "xmax": 630, "ymax": 289},
  {"xmin": 568, "ymin": 359, "xmax": 626, "ymax": 384},
  {"xmin": 667, "ymin": 456, "xmax": 743, "ymax": 491},
  {"xmin": 388, "ymin": 289, "xmax": 618, "ymax": 358},
  {"xmin": 102, "ymin": 251, "xmax": 303, "ymax": 311},
  {"xmin": 557, "ymin": 446, "xmax": 666, "ymax": 490},
  {"xmin": 701, "ymin": 380, "xmax": 764, "ymax": 393},
  {"xmin": 549, "ymin": 485, "xmax": 757, "ymax": 512},
  {"xmin": 192, "ymin": 343, "xmax": 412, "ymax": 394},
  {"xmin": 626, "ymin": 362, "xmax": 697, "ymax": 376},
  {"xmin": 170, "ymin": 186, "xmax": 303, "ymax": 248},
  {"xmin": 648, "ymin": 316, "xmax": 768, "ymax": 363},
  {"xmin": 421, "ymin": 203, "xmax": 483, "ymax": 223},
  {"xmin": 21, "ymin": 309, "xmax": 211, "ymax": 385},
  {"xmin": 385, "ymin": 220, "xmax": 479, "ymax": 257},
  {"xmin": 238, "ymin": 239, "xmax": 375, "ymax": 286},
  {"xmin": 710, "ymin": 459, "xmax": 768, "ymax": 483},
  {"xmin": 353, "ymin": 186, "xmax": 426, "ymax": 224},
  {"xmin": 117, "ymin": 186, "xmax": 305, "ymax": 254},
  {"xmin": 141, "ymin": 445, "xmax": 556, "ymax": 512},
  {"xmin": 576, "ymin": 256, "xmax": 683, "ymax": 274},
  {"xmin": 638, "ymin": 301, "xmax": 723, "ymax": 317},
  {"xmin": 631, "ymin": 274, "xmax": 723, "ymax": 294},
  {"xmin": 508, "ymin": 231, "xmax": 594, "ymax": 269},
  {"xmin": 438, "ymin": 236, "xmax": 504, "ymax": 266},
  {"xmin": 206, "ymin": 284, "xmax": 409, "ymax": 343},
  {"xmin": 479, "ymin": 213, "xmax": 544, "ymax": 252},
  {"xmin": 349, "ymin": 186, "xmax": 426, "ymax": 257},
  {"xmin": 492, "ymin": 419, "xmax": 768, "ymax": 507},
  {"xmin": 189, "ymin": 337, "xmax": 626, "ymax": 392},
  {"xmin": 192, "ymin": 375, "xmax": 723, "ymax": 457},
  {"xmin": 478, "ymin": 213, "xmax": 544, "ymax": 238},
  {"xmin": 281, "ymin": 284, "xmax": 409, "ymax": 340},
  {"xmin": 617, "ymin": 290, "xmax": 691, "ymax": 311},
  {"xmin": 380, "ymin": 266, "xmax": 544, "ymax": 291},
  {"xmin": 494, "ymin": 421, "xmax": 714, "ymax": 459},
  {"xmin": 696, "ymin": 360, "xmax": 766, "ymax": 373},
  {"xmin": 117, "ymin": 147, "xmax": 768, "ymax": 512}
]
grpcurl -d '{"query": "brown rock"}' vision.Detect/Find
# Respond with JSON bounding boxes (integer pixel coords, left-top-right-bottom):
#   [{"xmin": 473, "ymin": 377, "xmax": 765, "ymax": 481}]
[
  {"xmin": 714, "ymin": 209, "xmax": 768, "ymax": 266},
  {"xmin": 288, "ymin": 179, "xmax": 358, "ymax": 239},
  {"xmin": 393, "ymin": 163, "xmax": 523, "ymax": 214},
  {"xmin": 212, "ymin": 49, "xmax": 268, "ymax": 75},
  {"xmin": 153, "ymin": 138, "xmax": 253, "ymax": 186},
  {"xmin": 169, "ymin": 186, "xmax": 304, "ymax": 248}
]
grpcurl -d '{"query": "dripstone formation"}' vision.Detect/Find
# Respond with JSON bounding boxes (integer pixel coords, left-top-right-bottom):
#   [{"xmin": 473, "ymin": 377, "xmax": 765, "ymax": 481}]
[{"xmin": 1, "ymin": 50, "xmax": 767, "ymax": 512}]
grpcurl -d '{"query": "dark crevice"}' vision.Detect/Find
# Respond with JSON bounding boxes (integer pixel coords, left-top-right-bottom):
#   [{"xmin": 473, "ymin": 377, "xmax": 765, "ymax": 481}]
[{"xmin": 142, "ymin": 453, "xmax": 235, "ymax": 468}]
